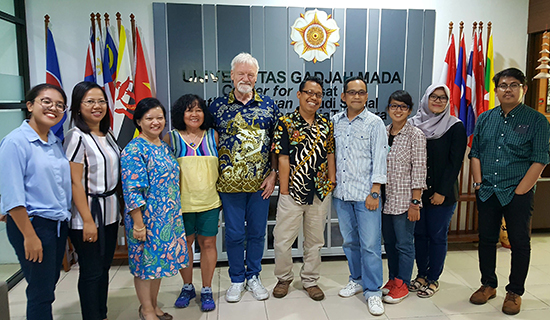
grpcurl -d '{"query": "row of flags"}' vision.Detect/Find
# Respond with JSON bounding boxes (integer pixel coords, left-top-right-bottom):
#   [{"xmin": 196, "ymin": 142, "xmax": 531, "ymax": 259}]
[
  {"xmin": 439, "ymin": 22, "xmax": 495, "ymax": 140},
  {"xmin": 46, "ymin": 14, "xmax": 153, "ymax": 147}
]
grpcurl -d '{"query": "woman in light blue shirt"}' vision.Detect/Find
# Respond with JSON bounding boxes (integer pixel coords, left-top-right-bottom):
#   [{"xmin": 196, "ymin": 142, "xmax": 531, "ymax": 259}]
[{"xmin": 0, "ymin": 83, "xmax": 71, "ymax": 320}]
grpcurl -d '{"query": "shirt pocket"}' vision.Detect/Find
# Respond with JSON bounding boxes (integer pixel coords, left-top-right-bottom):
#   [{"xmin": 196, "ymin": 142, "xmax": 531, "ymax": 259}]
[
  {"xmin": 352, "ymin": 131, "xmax": 371, "ymax": 152},
  {"xmin": 506, "ymin": 130, "xmax": 531, "ymax": 159}
]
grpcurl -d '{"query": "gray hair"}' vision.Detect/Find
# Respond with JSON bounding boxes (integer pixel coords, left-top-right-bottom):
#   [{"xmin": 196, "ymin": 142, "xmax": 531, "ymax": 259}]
[{"xmin": 231, "ymin": 52, "xmax": 259, "ymax": 72}]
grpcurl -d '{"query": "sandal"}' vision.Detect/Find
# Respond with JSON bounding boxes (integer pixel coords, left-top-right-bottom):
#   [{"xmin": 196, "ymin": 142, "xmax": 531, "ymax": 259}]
[
  {"xmin": 417, "ymin": 280, "xmax": 439, "ymax": 298},
  {"xmin": 408, "ymin": 276, "xmax": 427, "ymax": 292}
]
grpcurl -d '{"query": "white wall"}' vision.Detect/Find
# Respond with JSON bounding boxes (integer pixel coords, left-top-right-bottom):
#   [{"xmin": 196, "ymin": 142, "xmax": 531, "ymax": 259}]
[{"xmin": 25, "ymin": 0, "xmax": 528, "ymax": 103}]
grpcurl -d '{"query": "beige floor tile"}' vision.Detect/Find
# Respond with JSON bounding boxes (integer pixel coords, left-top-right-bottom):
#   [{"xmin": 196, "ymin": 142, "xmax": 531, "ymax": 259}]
[
  {"xmin": 487, "ymin": 290, "xmax": 549, "ymax": 312},
  {"xmin": 321, "ymin": 295, "xmax": 380, "ymax": 319},
  {"xmin": 447, "ymin": 313, "xmax": 509, "ymax": 320},
  {"xmin": 444, "ymin": 251, "xmax": 479, "ymax": 270},
  {"xmin": 265, "ymin": 296, "xmax": 328, "ymax": 320},
  {"xmin": 525, "ymin": 284, "xmax": 550, "ymax": 306},
  {"xmin": 501, "ymin": 308, "xmax": 550, "ymax": 320},
  {"xmin": 218, "ymin": 300, "xmax": 267, "ymax": 320},
  {"xmin": 383, "ymin": 293, "xmax": 444, "ymax": 318},
  {"xmin": 430, "ymin": 286, "xmax": 499, "ymax": 315}
]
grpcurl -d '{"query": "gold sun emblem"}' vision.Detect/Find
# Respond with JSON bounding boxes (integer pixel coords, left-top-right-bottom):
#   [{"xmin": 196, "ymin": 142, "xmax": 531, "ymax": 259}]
[{"xmin": 290, "ymin": 9, "xmax": 340, "ymax": 63}]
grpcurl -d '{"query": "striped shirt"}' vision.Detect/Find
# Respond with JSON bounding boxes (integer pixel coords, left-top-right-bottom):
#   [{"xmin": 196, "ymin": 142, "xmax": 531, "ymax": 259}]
[
  {"xmin": 332, "ymin": 108, "xmax": 388, "ymax": 202},
  {"xmin": 383, "ymin": 122, "xmax": 427, "ymax": 215},
  {"xmin": 64, "ymin": 127, "xmax": 121, "ymax": 229},
  {"xmin": 469, "ymin": 104, "xmax": 550, "ymax": 205}
]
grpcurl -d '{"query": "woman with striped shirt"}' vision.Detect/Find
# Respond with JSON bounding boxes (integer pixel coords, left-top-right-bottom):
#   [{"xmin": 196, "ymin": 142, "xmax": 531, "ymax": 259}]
[
  {"xmin": 64, "ymin": 81, "xmax": 121, "ymax": 320},
  {"xmin": 164, "ymin": 94, "xmax": 221, "ymax": 312}
]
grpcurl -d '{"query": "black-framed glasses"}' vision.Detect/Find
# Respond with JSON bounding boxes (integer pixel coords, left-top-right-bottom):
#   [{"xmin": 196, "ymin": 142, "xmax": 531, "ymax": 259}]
[
  {"xmin": 388, "ymin": 104, "xmax": 410, "ymax": 111},
  {"xmin": 428, "ymin": 94, "xmax": 448, "ymax": 103},
  {"xmin": 35, "ymin": 98, "xmax": 67, "ymax": 113},
  {"xmin": 497, "ymin": 83, "xmax": 523, "ymax": 91},
  {"xmin": 345, "ymin": 90, "xmax": 367, "ymax": 97},
  {"xmin": 300, "ymin": 90, "xmax": 323, "ymax": 99},
  {"xmin": 82, "ymin": 100, "xmax": 108, "ymax": 107}
]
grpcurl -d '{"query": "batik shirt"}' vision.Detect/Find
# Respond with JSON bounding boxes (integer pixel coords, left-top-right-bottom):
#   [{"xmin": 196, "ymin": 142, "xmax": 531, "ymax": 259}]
[
  {"xmin": 272, "ymin": 109, "xmax": 335, "ymax": 205},
  {"xmin": 210, "ymin": 89, "xmax": 280, "ymax": 193}
]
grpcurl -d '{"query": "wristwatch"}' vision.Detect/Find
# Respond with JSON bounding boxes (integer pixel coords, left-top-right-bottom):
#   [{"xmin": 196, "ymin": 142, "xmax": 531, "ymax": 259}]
[
  {"xmin": 411, "ymin": 199, "xmax": 421, "ymax": 206},
  {"xmin": 370, "ymin": 192, "xmax": 379, "ymax": 199},
  {"xmin": 472, "ymin": 182, "xmax": 482, "ymax": 189}
]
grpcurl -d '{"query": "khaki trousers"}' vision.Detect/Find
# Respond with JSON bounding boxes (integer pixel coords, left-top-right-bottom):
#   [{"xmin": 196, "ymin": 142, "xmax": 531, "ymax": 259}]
[{"xmin": 273, "ymin": 193, "xmax": 331, "ymax": 288}]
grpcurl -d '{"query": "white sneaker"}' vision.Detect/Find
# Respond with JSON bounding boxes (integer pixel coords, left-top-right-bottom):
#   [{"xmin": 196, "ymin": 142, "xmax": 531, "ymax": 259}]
[
  {"xmin": 367, "ymin": 296, "xmax": 385, "ymax": 316},
  {"xmin": 339, "ymin": 280, "xmax": 363, "ymax": 297},
  {"xmin": 225, "ymin": 282, "xmax": 245, "ymax": 302},
  {"xmin": 246, "ymin": 275, "xmax": 269, "ymax": 300}
]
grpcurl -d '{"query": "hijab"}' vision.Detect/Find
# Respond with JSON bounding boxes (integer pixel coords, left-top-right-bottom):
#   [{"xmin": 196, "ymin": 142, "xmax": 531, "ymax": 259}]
[{"xmin": 409, "ymin": 83, "xmax": 461, "ymax": 140}]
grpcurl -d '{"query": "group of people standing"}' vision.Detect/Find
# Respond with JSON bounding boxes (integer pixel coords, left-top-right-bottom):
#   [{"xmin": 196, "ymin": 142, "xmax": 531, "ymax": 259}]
[{"xmin": 0, "ymin": 50, "xmax": 547, "ymax": 320}]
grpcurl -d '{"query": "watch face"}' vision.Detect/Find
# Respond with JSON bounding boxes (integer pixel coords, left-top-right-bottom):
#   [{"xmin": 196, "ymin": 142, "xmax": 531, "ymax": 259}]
[
  {"xmin": 411, "ymin": 199, "xmax": 421, "ymax": 205},
  {"xmin": 371, "ymin": 192, "xmax": 379, "ymax": 199}
]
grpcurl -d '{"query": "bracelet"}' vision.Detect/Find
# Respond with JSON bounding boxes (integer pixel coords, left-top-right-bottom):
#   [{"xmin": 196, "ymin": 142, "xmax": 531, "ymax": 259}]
[{"xmin": 133, "ymin": 225, "xmax": 146, "ymax": 232}]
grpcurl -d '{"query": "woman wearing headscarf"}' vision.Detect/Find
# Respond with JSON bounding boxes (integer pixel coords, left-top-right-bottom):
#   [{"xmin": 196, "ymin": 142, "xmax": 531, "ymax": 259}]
[{"xmin": 408, "ymin": 84, "xmax": 467, "ymax": 298}]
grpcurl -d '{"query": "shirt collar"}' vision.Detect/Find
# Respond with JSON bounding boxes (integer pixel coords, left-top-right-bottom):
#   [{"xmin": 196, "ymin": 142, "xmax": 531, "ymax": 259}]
[
  {"xmin": 387, "ymin": 121, "xmax": 413, "ymax": 135},
  {"xmin": 21, "ymin": 120, "xmax": 58, "ymax": 145},
  {"xmin": 227, "ymin": 88, "xmax": 263, "ymax": 104},
  {"xmin": 293, "ymin": 107, "xmax": 323, "ymax": 125},
  {"xmin": 336, "ymin": 107, "xmax": 369, "ymax": 121},
  {"xmin": 498, "ymin": 103, "xmax": 525, "ymax": 118}
]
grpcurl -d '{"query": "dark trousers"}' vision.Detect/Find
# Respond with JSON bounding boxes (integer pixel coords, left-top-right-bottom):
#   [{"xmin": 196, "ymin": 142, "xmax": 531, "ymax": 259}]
[
  {"xmin": 6, "ymin": 215, "xmax": 68, "ymax": 320},
  {"xmin": 414, "ymin": 203, "xmax": 456, "ymax": 282},
  {"xmin": 477, "ymin": 191, "xmax": 534, "ymax": 295},
  {"xmin": 69, "ymin": 222, "xmax": 119, "ymax": 320}
]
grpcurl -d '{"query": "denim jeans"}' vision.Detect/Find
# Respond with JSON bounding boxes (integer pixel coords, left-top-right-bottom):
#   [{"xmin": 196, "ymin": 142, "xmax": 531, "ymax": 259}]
[
  {"xmin": 220, "ymin": 191, "xmax": 269, "ymax": 283},
  {"xmin": 334, "ymin": 197, "xmax": 383, "ymax": 298},
  {"xmin": 7, "ymin": 216, "xmax": 68, "ymax": 320},
  {"xmin": 477, "ymin": 191, "xmax": 534, "ymax": 295},
  {"xmin": 414, "ymin": 203, "xmax": 456, "ymax": 282},
  {"xmin": 69, "ymin": 222, "xmax": 118, "ymax": 320},
  {"xmin": 382, "ymin": 212, "xmax": 415, "ymax": 286}
]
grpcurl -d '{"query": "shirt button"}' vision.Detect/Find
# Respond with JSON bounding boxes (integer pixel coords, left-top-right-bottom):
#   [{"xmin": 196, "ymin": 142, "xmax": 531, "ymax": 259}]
[
  {"xmin": 501, "ymin": 133, "xmax": 504, "ymax": 136},
  {"xmin": 494, "ymin": 172, "xmax": 497, "ymax": 175},
  {"xmin": 347, "ymin": 134, "xmax": 349, "ymax": 136},
  {"xmin": 496, "ymin": 159, "xmax": 499, "ymax": 162},
  {"xmin": 498, "ymin": 146, "xmax": 501, "ymax": 149},
  {"xmin": 494, "ymin": 185, "xmax": 497, "ymax": 187}
]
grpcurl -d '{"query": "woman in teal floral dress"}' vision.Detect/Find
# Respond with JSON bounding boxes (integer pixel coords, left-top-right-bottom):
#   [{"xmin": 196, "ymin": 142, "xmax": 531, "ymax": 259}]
[{"xmin": 121, "ymin": 97, "xmax": 188, "ymax": 320}]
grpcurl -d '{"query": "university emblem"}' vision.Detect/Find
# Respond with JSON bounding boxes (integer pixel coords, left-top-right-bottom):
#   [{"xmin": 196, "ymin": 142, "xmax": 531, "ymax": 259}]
[{"xmin": 290, "ymin": 9, "xmax": 340, "ymax": 63}]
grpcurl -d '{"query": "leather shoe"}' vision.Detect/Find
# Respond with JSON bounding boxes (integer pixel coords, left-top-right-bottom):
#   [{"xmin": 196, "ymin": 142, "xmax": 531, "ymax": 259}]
[
  {"xmin": 502, "ymin": 291, "xmax": 522, "ymax": 315},
  {"xmin": 304, "ymin": 285, "xmax": 325, "ymax": 301},
  {"xmin": 469, "ymin": 285, "xmax": 496, "ymax": 305},
  {"xmin": 273, "ymin": 280, "xmax": 292, "ymax": 298}
]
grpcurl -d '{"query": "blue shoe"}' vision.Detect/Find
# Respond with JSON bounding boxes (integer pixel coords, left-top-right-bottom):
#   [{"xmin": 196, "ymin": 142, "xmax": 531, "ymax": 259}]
[
  {"xmin": 201, "ymin": 291, "xmax": 216, "ymax": 312},
  {"xmin": 174, "ymin": 285, "xmax": 196, "ymax": 308}
]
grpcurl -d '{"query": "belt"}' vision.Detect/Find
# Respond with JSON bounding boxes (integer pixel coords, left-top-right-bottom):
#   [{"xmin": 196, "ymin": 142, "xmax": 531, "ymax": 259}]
[{"xmin": 88, "ymin": 188, "xmax": 117, "ymax": 256}]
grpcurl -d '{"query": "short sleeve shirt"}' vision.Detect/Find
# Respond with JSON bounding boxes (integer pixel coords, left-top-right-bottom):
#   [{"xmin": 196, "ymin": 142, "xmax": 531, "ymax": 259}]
[
  {"xmin": 209, "ymin": 89, "xmax": 281, "ymax": 193},
  {"xmin": 469, "ymin": 104, "xmax": 550, "ymax": 205},
  {"xmin": 271, "ymin": 109, "xmax": 335, "ymax": 205}
]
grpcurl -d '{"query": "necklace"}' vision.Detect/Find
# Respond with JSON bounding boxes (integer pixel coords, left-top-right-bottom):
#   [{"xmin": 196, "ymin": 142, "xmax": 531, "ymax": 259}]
[{"xmin": 184, "ymin": 131, "xmax": 202, "ymax": 147}]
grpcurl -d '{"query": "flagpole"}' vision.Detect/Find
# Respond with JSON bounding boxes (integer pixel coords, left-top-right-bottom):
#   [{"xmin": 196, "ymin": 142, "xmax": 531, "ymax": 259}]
[
  {"xmin": 104, "ymin": 13, "xmax": 110, "ymax": 29},
  {"xmin": 459, "ymin": 21, "xmax": 464, "ymax": 40},
  {"xmin": 448, "ymin": 21, "xmax": 453, "ymax": 41},
  {"xmin": 130, "ymin": 13, "xmax": 136, "ymax": 53},
  {"xmin": 96, "ymin": 13, "xmax": 102, "ymax": 37},
  {"xmin": 472, "ymin": 22, "xmax": 477, "ymax": 38},
  {"xmin": 90, "ymin": 13, "xmax": 95, "ymax": 35},
  {"xmin": 44, "ymin": 15, "xmax": 49, "ymax": 49},
  {"xmin": 486, "ymin": 22, "xmax": 492, "ymax": 57},
  {"xmin": 116, "ymin": 12, "xmax": 121, "ymax": 37}
]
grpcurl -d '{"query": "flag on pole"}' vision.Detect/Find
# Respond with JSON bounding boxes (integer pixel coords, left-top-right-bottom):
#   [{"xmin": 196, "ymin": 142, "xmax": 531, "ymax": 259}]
[
  {"xmin": 94, "ymin": 22, "xmax": 104, "ymax": 87},
  {"xmin": 475, "ymin": 30, "xmax": 486, "ymax": 117},
  {"xmin": 439, "ymin": 33, "xmax": 456, "ymax": 115},
  {"xmin": 113, "ymin": 23, "xmax": 135, "ymax": 141},
  {"xmin": 134, "ymin": 27, "xmax": 153, "ymax": 104},
  {"xmin": 103, "ymin": 26, "xmax": 118, "ymax": 128},
  {"xmin": 452, "ymin": 33, "xmax": 467, "ymax": 120},
  {"xmin": 464, "ymin": 30, "xmax": 477, "ymax": 137},
  {"xmin": 484, "ymin": 32, "xmax": 495, "ymax": 110},
  {"xmin": 46, "ymin": 25, "xmax": 66, "ymax": 140},
  {"xmin": 84, "ymin": 26, "xmax": 95, "ymax": 83}
]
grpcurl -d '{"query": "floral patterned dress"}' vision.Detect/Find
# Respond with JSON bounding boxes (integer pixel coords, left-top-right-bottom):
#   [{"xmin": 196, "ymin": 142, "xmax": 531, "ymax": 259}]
[{"xmin": 121, "ymin": 137, "xmax": 188, "ymax": 279}]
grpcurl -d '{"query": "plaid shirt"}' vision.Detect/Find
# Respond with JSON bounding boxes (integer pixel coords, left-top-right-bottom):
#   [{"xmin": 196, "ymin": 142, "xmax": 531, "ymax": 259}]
[
  {"xmin": 383, "ymin": 122, "xmax": 427, "ymax": 215},
  {"xmin": 469, "ymin": 104, "xmax": 550, "ymax": 206}
]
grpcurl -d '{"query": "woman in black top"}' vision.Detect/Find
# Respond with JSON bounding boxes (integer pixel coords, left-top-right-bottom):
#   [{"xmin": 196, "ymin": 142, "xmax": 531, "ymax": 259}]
[{"xmin": 408, "ymin": 84, "xmax": 467, "ymax": 297}]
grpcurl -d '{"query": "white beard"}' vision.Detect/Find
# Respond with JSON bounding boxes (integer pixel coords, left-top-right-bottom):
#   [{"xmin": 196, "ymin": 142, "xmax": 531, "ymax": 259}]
[{"xmin": 236, "ymin": 82, "xmax": 253, "ymax": 94}]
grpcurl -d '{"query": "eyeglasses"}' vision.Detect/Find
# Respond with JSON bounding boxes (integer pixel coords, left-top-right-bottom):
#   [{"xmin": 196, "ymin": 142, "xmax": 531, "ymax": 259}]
[
  {"xmin": 345, "ymin": 90, "xmax": 367, "ymax": 97},
  {"xmin": 497, "ymin": 83, "xmax": 523, "ymax": 91},
  {"xmin": 300, "ymin": 90, "xmax": 323, "ymax": 99},
  {"xmin": 35, "ymin": 98, "xmax": 67, "ymax": 113},
  {"xmin": 388, "ymin": 104, "xmax": 410, "ymax": 111},
  {"xmin": 428, "ymin": 94, "xmax": 448, "ymax": 103},
  {"xmin": 82, "ymin": 100, "xmax": 108, "ymax": 107}
]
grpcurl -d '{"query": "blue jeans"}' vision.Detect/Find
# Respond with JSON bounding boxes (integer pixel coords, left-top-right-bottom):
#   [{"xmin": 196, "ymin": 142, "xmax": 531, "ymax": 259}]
[
  {"xmin": 7, "ymin": 216, "xmax": 68, "ymax": 320},
  {"xmin": 382, "ymin": 212, "xmax": 415, "ymax": 286},
  {"xmin": 334, "ymin": 197, "xmax": 383, "ymax": 298},
  {"xmin": 220, "ymin": 191, "xmax": 269, "ymax": 283},
  {"xmin": 414, "ymin": 203, "xmax": 456, "ymax": 282}
]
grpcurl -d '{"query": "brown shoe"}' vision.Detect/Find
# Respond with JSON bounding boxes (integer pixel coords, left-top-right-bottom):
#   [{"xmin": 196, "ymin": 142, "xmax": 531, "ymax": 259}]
[
  {"xmin": 469, "ymin": 285, "xmax": 497, "ymax": 305},
  {"xmin": 304, "ymin": 285, "xmax": 325, "ymax": 301},
  {"xmin": 273, "ymin": 280, "xmax": 292, "ymax": 298},
  {"xmin": 502, "ymin": 291, "xmax": 522, "ymax": 315}
]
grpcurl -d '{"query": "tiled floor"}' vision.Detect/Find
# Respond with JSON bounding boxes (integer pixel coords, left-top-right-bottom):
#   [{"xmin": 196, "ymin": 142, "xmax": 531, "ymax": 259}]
[{"xmin": 8, "ymin": 234, "xmax": 550, "ymax": 319}]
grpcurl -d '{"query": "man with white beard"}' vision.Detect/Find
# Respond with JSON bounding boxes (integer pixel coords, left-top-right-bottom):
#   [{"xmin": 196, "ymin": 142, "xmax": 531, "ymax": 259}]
[{"xmin": 209, "ymin": 52, "xmax": 281, "ymax": 303}]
